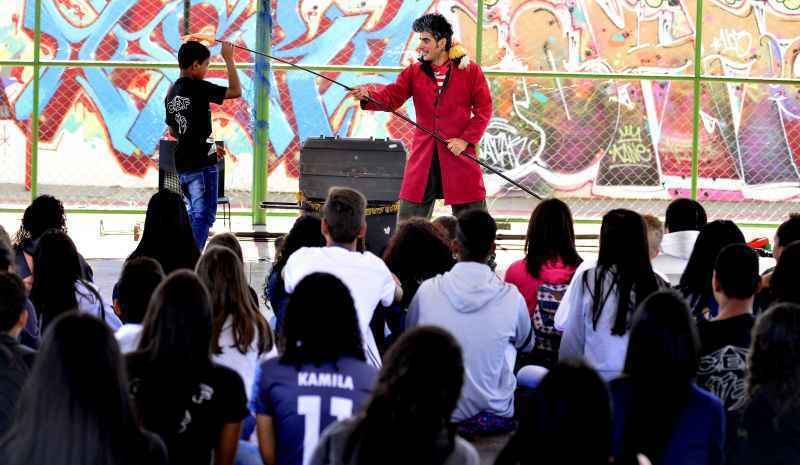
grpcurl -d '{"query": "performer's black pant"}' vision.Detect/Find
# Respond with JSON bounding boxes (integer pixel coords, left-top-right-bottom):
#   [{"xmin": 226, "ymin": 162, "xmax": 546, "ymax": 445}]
[
  {"xmin": 398, "ymin": 198, "xmax": 487, "ymax": 222},
  {"xmin": 397, "ymin": 147, "xmax": 486, "ymax": 222}
]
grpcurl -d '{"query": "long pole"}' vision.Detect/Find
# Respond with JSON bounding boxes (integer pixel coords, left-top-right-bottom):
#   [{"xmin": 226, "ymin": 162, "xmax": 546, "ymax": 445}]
[{"xmin": 183, "ymin": 34, "xmax": 543, "ymax": 200}]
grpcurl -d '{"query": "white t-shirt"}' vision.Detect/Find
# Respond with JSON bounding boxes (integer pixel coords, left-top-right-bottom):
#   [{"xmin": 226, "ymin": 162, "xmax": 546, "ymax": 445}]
[
  {"xmin": 212, "ymin": 315, "xmax": 277, "ymax": 401},
  {"xmin": 282, "ymin": 246, "xmax": 397, "ymax": 367},
  {"xmin": 115, "ymin": 323, "xmax": 143, "ymax": 353}
]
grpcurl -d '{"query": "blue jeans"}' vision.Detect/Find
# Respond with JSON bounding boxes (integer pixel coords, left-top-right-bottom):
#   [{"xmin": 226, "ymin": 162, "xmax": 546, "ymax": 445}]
[{"xmin": 180, "ymin": 164, "xmax": 218, "ymax": 249}]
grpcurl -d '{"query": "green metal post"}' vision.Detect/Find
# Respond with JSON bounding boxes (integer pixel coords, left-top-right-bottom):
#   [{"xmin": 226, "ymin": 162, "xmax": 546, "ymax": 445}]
[
  {"xmin": 475, "ymin": 0, "xmax": 485, "ymax": 66},
  {"xmin": 252, "ymin": 0, "xmax": 270, "ymax": 226},
  {"xmin": 30, "ymin": 0, "xmax": 42, "ymax": 200},
  {"xmin": 690, "ymin": 0, "xmax": 704, "ymax": 200}
]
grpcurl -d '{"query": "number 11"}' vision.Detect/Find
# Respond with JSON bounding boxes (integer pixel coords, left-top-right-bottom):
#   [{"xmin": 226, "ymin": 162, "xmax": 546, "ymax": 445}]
[{"xmin": 298, "ymin": 395, "xmax": 354, "ymax": 465}]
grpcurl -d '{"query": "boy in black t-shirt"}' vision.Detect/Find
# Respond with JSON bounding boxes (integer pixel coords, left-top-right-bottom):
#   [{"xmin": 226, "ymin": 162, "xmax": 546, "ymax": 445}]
[
  {"xmin": 165, "ymin": 40, "xmax": 241, "ymax": 249},
  {"xmin": 697, "ymin": 243, "xmax": 761, "ymax": 457}
]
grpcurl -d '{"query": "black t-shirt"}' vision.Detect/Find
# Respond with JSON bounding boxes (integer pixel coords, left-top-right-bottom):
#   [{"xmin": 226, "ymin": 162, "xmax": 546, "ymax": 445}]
[
  {"xmin": 165, "ymin": 77, "xmax": 227, "ymax": 173},
  {"xmin": 697, "ymin": 314, "xmax": 755, "ymax": 411},
  {"xmin": 127, "ymin": 355, "xmax": 249, "ymax": 465},
  {"xmin": 697, "ymin": 313, "xmax": 755, "ymax": 456}
]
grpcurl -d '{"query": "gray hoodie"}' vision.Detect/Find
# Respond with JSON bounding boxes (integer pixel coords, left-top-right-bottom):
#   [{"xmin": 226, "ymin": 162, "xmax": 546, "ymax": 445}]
[
  {"xmin": 309, "ymin": 418, "xmax": 479, "ymax": 465},
  {"xmin": 407, "ymin": 262, "xmax": 534, "ymax": 422}
]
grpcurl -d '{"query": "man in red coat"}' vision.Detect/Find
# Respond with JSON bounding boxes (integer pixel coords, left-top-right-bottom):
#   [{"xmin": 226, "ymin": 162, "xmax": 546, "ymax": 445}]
[{"xmin": 349, "ymin": 13, "xmax": 493, "ymax": 221}]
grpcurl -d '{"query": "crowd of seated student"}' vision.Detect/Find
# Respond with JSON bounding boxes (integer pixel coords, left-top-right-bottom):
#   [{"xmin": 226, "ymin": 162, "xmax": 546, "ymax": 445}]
[{"xmin": 5, "ymin": 189, "xmax": 800, "ymax": 465}]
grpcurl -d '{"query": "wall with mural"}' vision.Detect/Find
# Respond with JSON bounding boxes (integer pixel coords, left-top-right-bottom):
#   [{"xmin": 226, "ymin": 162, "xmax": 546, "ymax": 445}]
[
  {"xmin": 471, "ymin": 0, "xmax": 800, "ymax": 207},
  {"xmin": 0, "ymin": 0, "xmax": 798, "ymax": 218}
]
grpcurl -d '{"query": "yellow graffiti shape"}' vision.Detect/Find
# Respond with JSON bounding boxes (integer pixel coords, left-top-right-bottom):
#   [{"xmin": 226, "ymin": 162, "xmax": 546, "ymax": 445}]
[
  {"xmin": 778, "ymin": 0, "xmax": 800, "ymax": 10},
  {"xmin": 609, "ymin": 125, "xmax": 653, "ymax": 164}
]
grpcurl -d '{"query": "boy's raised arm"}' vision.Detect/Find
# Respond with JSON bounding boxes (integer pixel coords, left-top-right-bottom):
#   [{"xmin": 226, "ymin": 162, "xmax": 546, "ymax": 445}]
[{"xmin": 221, "ymin": 42, "xmax": 241, "ymax": 100}]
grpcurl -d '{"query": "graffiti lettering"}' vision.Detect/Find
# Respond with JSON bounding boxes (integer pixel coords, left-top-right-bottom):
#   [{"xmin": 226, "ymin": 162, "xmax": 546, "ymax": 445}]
[
  {"xmin": 608, "ymin": 125, "xmax": 653, "ymax": 165},
  {"xmin": 166, "ymin": 96, "xmax": 191, "ymax": 114},
  {"xmin": 481, "ymin": 118, "xmax": 532, "ymax": 170},
  {"xmin": 710, "ymin": 29, "xmax": 753, "ymax": 59}
]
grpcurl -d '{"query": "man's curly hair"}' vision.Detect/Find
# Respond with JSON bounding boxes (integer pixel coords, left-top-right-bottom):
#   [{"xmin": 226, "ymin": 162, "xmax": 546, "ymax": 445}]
[{"xmin": 412, "ymin": 13, "xmax": 454, "ymax": 51}]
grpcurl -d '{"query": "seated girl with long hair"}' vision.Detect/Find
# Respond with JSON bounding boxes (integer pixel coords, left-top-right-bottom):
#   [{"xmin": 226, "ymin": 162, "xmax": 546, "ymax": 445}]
[
  {"xmin": 126, "ymin": 270, "xmax": 249, "ymax": 465},
  {"xmin": 252, "ymin": 273, "xmax": 377, "ymax": 465}
]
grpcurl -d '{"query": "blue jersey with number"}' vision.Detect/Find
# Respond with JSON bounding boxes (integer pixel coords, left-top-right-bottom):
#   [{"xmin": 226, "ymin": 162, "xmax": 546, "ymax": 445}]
[{"xmin": 251, "ymin": 357, "xmax": 377, "ymax": 465}]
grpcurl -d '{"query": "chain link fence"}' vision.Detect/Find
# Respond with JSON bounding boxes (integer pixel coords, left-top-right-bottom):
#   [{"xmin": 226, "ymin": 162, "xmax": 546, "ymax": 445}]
[
  {"xmin": 0, "ymin": 65, "xmax": 31, "ymax": 208},
  {"xmin": 1, "ymin": 1, "xmax": 34, "ymax": 208},
  {"xmin": 1, "ymin": 0, "xmax": 799, "ymax": 223}
]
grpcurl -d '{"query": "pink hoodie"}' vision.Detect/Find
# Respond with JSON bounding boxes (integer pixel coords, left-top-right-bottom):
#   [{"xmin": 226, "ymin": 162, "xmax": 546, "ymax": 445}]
[{"xmin": 504, "ymin": 258, "xmax": 578, "ymax": 316}]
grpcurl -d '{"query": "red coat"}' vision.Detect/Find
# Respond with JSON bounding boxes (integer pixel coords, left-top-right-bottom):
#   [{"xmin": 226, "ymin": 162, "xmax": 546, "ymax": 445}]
[{"xmin": 363, "ymin": 61, "xmax": 493, "ymax": 205}]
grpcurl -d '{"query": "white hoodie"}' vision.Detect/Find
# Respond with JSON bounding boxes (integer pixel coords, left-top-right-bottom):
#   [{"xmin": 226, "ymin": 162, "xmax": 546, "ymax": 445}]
[
  {"xmin": 557, "ymin": 266, "xmax": 634, "ymax": 381},
  {"xmin": 652, "ymin": 230, "xmax": 700, "ymax": 285}
]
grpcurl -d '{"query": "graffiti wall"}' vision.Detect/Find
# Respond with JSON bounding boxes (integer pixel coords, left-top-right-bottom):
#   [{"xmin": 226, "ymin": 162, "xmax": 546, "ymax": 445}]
[
  {"xmin": 471, "ymin": 0, "xmax": 800, "ymax": 204},
  {"xmin": 0, "ymin": 0, "xmax": 257, "ymax": 207},
  {"xmin": 0, "ymin": 0, "xmax": 798, "ymax": 216}
]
